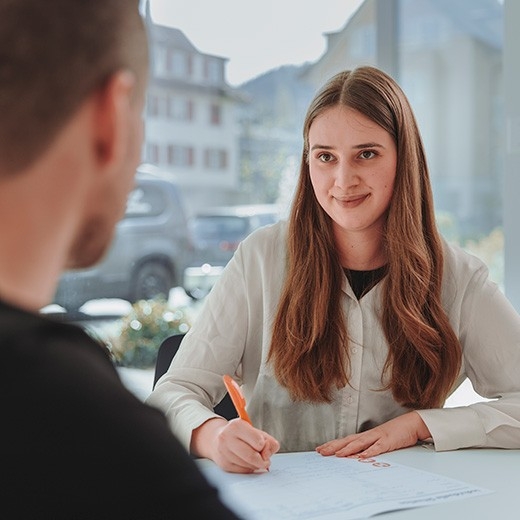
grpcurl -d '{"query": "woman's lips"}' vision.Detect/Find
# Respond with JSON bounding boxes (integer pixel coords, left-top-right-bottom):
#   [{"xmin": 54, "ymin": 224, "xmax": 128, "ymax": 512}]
[{"xmin": 334, "ymin": 194, "xmax": 369, "ymax": 208}]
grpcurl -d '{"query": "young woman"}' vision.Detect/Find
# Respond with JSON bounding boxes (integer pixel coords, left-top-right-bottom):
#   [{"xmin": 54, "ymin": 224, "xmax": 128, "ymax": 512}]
[{"xmin": 148, "ymin": 66, "xmax": 520, "ymax": 474}]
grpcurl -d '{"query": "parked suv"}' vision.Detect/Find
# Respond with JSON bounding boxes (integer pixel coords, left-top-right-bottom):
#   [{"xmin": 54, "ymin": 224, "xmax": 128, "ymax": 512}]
[
  {"xmin": 52, "ymin": 166, "xmax": 190, "ymax": 312},
  {"xmin": 183, "ymin": 204, "xmax": 281, "ymax": 298}
]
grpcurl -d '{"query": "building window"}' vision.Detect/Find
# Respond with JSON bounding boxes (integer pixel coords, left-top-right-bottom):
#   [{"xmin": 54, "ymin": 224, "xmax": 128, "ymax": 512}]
[
  {"xmin": 170, "ymin": 49, "xmax": 189, "ymax": 78},
  {"xmin": 167, "ymin": 145, "xmax": 194, "ymax": 167},
  {"xmin": 146, "ymin": 143, "xmax": 160, "ymax": 165},
  {"xmin": 204, "ymin": 148, "xmax": 228, "ymax": 169},
  {"xmin": 204, "ymin": 58, "xmax": 222, "ymax": 84},
  {"xmin": 154, "ymin": 45, "xmax": 167, "ymax": 76},
  {"xmin": 210, "ymin": 103, "xmax": 221, "ymax": 125},
  {"xmin": 146, "ymin": 94, "xmax": 160, "ymax": 117},
  {"xmin": 167, "ymin": 97, "xmax": 194, "ymax": 121},
  {"xmin": 147, "ymin": 93, "xmax": 169, "ymax": 118}
]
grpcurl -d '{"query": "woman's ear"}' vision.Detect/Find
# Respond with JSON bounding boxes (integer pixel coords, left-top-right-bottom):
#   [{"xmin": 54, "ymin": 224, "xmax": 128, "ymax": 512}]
[{"xmin": 91, "ymin": 70, "xmax": 136, "ymax": 170}]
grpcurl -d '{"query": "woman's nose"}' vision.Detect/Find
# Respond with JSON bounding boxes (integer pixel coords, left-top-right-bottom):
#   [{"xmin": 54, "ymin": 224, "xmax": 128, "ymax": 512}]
[{"xmin": 334, "ymin": 161, "xmax": 359, "ymax": 189}]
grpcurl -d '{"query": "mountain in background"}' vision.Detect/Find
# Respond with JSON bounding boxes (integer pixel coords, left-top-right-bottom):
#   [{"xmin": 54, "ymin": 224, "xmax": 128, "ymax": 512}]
[{"xmin": 237, "ymin": 63, "xmax": 315, "ymax": 132}]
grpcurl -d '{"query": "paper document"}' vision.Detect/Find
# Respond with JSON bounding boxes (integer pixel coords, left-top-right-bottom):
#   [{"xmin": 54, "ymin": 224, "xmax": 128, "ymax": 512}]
[{"xmin": 198, "ymin": 451, "xmax": 492, "ymax": 519}]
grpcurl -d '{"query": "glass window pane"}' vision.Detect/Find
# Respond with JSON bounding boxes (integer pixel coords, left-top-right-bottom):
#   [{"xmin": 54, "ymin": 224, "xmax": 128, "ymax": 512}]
[
  {"xmin": 45, "ymin": 0, "xmax": 514, "ymax": 403},
  {"xmin": 398, "ymin": 0, "xmax": 504, "ymax": 289}
]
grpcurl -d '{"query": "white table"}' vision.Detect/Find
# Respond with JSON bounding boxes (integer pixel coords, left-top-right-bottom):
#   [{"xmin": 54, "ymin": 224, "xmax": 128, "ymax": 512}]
[
  {"xmin": 368, "ymin": 446, "xmax": 519, "ymax": 518},
  {"xmin": 198, "ymin": 446, "xmax": 520, "ymax": 519}
]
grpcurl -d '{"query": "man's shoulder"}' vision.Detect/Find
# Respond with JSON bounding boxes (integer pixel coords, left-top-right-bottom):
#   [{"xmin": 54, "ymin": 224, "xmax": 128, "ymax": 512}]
[
  {"xmin": 0, "ymin": 302, "xmax": 240, "ymax": 519},
  {"xmin": 0, "ymin": 302, "xmax": 110, "ymax": 374}
]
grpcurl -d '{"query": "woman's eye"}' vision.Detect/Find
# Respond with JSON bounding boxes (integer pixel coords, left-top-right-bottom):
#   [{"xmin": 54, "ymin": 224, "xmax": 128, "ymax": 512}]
[
  {"xmin": 359, "ymin": 150, "xmax": 376, "ymax": 160},
  {"xmin": 318, "ymin": 152, "xmax": 334, "ymax": 163}
]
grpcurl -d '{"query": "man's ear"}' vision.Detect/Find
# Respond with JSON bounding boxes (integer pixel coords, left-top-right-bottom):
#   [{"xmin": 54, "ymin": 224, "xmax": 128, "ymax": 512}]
[{"xmin": 91, "ymin": 70, "xmax": 136, "ymax": 169}]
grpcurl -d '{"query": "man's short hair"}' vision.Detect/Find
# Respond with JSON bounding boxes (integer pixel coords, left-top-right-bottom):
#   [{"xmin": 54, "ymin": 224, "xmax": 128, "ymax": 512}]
[{"xmin": 0, "ymin": 0, "xmax": 149, "ymax": 173}]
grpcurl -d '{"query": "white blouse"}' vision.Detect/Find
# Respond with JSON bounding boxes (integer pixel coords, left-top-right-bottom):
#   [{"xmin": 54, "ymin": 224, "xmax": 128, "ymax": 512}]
[{"xmin": 147, "ymin": 220, "xmax": 520, "ymax": 453}]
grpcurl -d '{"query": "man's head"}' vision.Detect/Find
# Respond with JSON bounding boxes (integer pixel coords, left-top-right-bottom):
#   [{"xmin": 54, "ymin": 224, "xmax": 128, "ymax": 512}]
[
  {"xmin": 0, "ymin": 0, "xmax": 148, "ymax": 174},
  {"xmin": 0, "ymin": 0, "xmax": 149, "ymax": 309}
]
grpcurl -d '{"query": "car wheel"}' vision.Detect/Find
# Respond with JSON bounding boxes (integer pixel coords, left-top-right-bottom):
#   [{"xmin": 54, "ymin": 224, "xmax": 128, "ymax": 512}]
[{"xmin": 131, "ymin": 261, "xmax": 172, "ymax": 302}]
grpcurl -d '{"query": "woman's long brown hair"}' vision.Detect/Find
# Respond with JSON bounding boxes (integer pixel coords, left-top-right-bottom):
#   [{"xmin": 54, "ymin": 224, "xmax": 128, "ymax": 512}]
[{"xmin": 267, "ymin": 66, "xmax": 461, "ymax": 409}]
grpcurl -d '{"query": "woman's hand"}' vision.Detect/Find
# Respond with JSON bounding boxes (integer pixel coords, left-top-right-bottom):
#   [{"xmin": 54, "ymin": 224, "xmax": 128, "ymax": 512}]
[
  {"xmin": 316, "ymin": 411, "xmax": 431, "ymax": 459},
  {"xmin": 191, "ymin": 417, "xmax": 280, "ymax": 473}
]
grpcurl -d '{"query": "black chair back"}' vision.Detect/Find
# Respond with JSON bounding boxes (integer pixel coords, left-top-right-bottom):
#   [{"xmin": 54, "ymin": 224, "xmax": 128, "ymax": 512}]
[{"xmin": 153, "ymin": 333, "xmax": 238, "ymax": 420}]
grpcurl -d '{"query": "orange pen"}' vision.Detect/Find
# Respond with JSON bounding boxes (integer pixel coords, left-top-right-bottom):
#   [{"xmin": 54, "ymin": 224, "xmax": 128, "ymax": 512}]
[
  {"xmin": 223, "ymin": 374, "xmax": 253, "ymax": 425},
  {"xmin": 223, "ymin": 374, "xmax": 271, "ymax": 471}
]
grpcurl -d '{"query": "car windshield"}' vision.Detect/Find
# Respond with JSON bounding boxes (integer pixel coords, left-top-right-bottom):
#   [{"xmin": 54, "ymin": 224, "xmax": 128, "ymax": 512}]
[{"xmin": 190, "ymin": 216, "xmax": 249, "ymax": 245}]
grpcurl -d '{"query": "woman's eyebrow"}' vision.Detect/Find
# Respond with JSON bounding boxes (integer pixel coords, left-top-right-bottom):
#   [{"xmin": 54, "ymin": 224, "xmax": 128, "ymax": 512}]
[
  {"xmin": 352, "ymin": 142, "xmax": 385, "ymax": 149},
  {"xmin": 310, "ymin": 142, "xmax": 385, "ymax": 151},
  {"xmin": 310, "ymin": 144, "xmax": 335, "ymax": 151}
]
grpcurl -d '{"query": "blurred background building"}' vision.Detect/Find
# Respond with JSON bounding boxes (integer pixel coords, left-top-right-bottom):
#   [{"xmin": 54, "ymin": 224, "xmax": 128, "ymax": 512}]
[{"xmin": 143, "ymin": 4, "xmax": 243, "ymax": 214}]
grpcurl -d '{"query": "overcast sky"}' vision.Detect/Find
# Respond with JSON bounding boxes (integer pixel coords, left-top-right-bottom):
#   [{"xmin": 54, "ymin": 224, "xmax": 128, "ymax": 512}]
[{"xmin": 149, "ymin": 0, "xmax": 364, "ymax": 86}]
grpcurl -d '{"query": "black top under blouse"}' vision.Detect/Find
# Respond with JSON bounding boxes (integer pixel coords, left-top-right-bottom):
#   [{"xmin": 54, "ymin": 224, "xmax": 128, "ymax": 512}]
[{"xmin": 344, "ymin": 265, "xmax": 388, "ymax": 299}]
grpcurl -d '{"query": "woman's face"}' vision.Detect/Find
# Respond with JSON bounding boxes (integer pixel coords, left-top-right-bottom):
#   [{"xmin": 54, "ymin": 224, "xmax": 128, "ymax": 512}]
[{"xmin": 308, "ymin": 105, "xmax": 397, "ymax": 238}]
